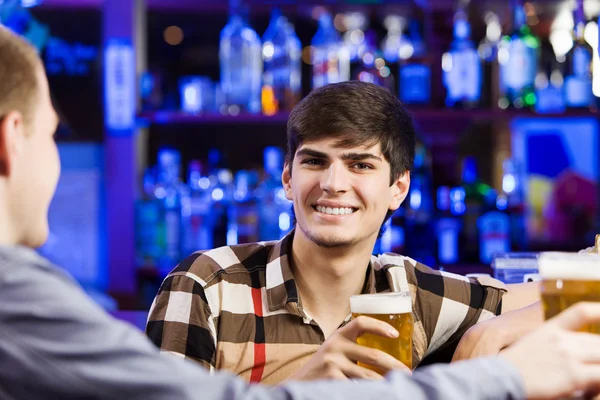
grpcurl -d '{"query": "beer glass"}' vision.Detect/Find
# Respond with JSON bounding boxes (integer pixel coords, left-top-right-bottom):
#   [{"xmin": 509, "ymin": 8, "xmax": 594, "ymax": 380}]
[
  {"xmin": 539, "ymin": 252, "xmax": 600, "ymax": 333},
  {"xmin": 349, "ymin": 292, "xmax": 413, "ymax": 372}
]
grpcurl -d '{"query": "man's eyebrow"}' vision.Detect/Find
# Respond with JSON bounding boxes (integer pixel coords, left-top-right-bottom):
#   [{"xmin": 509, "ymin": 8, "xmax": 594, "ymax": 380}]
[
  {"xmin": 296, "ymin": 148, "xmax": 329, "ymax": 159},
  {"xmin": 340, "ymin": 152, "xmax": 383, "ymax": 162}
]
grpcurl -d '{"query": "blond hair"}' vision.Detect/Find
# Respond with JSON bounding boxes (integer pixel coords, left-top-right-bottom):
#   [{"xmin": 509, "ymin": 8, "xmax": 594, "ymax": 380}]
[{"xmin": 0, "ymin": 26, "xmax": 41, "ymax": 126}]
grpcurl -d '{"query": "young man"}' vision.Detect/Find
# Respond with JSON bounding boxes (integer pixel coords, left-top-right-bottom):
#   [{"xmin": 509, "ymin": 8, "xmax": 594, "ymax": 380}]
[
  {"xmin": 147, "ymin": 81, "xmax": 542, "ymax": 383},
  {"xmin": 3, "ymin": 25, "xmax": 600, "ymax": 400}
]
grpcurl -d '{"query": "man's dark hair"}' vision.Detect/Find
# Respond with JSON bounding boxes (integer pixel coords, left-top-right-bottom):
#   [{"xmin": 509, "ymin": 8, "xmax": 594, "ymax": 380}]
[{"xmin": 286, "ymin": 81, "xmax": 416, "ymax": 235}]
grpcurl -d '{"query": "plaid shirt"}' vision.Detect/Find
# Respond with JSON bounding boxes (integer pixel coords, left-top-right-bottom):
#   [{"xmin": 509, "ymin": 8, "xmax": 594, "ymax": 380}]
[{"xmin": 147, "ymin": 230, "xmax": 506, "ymax": 385}]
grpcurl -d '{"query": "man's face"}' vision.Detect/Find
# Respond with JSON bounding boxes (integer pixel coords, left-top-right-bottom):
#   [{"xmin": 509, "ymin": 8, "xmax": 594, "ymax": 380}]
[
  {"xmin": 282, "ymin": 138, "xmax": 409, "ymax": 249},
  {"xmin": 9, "ymin": 67, "xmax": 60, "ymax": 247}
]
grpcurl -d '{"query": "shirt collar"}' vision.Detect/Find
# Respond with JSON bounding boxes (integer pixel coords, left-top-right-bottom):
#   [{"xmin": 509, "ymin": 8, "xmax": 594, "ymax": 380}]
[{"xmin": 265, "ymin": 230, "xmax": 379, "ymax": 311}]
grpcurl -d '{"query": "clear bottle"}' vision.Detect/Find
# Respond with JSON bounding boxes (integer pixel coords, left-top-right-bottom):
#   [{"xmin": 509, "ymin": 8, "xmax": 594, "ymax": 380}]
[
  {"xmin": 219, "ymin": 0, "xmax": 262, "ymax": 114},
  {"xmin": 311, "ymin": 11, "xmax": 350, "ymax": 89},
  {"xmin": 261, "ymin": 9, "xmax": 301, "ymax": 115}
]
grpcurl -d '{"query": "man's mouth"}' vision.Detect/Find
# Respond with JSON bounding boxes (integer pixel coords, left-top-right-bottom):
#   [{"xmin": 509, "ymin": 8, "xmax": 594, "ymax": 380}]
[{"xmin": 313, "ymin": 205, "xmax": 357, "ymax": 216}]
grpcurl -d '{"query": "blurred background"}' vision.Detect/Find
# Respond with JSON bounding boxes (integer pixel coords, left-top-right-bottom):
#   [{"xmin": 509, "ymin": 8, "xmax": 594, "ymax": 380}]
[{"xmin": 2, "ymin": 0, "xmax": 599, "ymax": 315}]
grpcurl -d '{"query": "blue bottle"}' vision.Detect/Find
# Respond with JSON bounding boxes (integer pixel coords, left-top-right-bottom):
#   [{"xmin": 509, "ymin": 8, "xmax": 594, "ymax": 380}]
[
  {"xmin": 257, "ymin": 147, "xmax": 292, "ymax": 241},
  {"xmin": 228, "ymin": 170, "xmax": 259, "ymax": 245}
]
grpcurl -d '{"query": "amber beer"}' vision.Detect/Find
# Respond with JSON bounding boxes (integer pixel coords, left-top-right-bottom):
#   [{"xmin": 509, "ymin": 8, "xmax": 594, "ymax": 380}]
[
  {"xmin": 539, "ymin": 252, "xmax": 600, "ymax": 334},
  {"xmin": 350, "ymin": 292, "xmax": 413, "ymax": 372}
]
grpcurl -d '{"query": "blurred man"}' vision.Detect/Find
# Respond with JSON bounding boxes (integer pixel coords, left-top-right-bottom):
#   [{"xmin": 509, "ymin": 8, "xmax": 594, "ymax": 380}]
[{"xmin": 1, "ymin": 24, "xmax": 600, "ymax": 400}]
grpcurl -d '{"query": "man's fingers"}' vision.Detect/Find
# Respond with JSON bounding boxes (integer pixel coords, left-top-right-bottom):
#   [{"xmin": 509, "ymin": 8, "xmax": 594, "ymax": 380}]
[
  {"xmin": 563, "ymin": 332, "xmax": 600, "ymax": 363},
  {"xmin": 338, "ymin": 316, "xmax": 399, "ymax": 341},
  {"xmin": 547, "ymin": 303, "xmax": 600, "ymax": 331},
  {"xmin": 340, "ymin": 339, "xmax": 410, "ymax": 374},
  {"xmin": 338, "ymin": 359, "xmax": 385, "ymax": 381}
]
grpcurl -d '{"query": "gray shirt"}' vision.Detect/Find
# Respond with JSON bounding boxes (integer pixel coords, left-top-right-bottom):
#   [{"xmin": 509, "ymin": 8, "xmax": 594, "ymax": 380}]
[{"xmin": 0, "ymin": 245, "xmax": 525, "ymax": 399}]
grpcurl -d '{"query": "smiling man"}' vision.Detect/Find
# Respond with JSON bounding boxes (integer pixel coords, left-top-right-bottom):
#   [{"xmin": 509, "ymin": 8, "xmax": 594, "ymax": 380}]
[{"xmin": 147, "ymin": 81, "xmax": 540, "ymax": 384}]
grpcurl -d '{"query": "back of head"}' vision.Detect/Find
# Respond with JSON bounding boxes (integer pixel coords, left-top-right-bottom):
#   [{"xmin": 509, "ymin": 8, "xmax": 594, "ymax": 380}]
[
  {"xmin": 0, "ymin": 25, "xmax": 41, "ymax": 126},
  {"xmin": 286, "ymin": 81, "xmax": 416, "ymax": 183}
]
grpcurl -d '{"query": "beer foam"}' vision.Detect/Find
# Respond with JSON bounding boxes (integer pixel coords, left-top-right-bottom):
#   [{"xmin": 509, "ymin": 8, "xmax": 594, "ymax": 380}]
[
  {"xmin": 350, "ymin": 292, "xmax": 412, "ymax": 314},
  {"xmin": 538, "ymin": 252, "xmax": 600, "ymax": 280}
]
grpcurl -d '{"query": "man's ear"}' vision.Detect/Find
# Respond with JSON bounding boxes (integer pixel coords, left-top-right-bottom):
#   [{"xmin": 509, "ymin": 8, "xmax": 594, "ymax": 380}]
[
  {"xmin": 389, "ymin": 170, "xmax": 410, "ymax": 212},
  {"xmin": 0, "ymin": 111, "xmax": 25, "ymax": 177},
  {"xmin": 282, "ymin": 162, "xmax": 293, "ymax": 201}
]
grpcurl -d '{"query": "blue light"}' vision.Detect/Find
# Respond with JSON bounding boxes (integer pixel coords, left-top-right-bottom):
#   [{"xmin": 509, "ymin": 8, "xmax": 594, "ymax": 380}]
[
  {"xmin": 104, "ymin": 39, "xmax": 135, "ymax": 131},
  {"xmin": 502, "ymin": 174, "xmax": 517, "ymax": 194},
  {"xmin": 212, "ymin": 188, "xmax": 224, "ymax": 201},
  {"xmin": 409, "ymin": 189, "xmax": 422, "ymax": 210},
  {"xmin": 496, "ymin": 195, "xmax": 508, "ymax": 211},
  {"xmin": 279, "ymin": 212, "xmax": 291, "ymax": 231},
  {"xmin": 20, "ymin": 0, "xmax": 42, "ymax": 8}
]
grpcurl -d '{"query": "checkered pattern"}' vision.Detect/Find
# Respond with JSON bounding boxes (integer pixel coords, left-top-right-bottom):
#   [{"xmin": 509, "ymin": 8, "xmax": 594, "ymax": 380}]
[{"xmin": 146, "ymin": 230, "xmax": 506, "ymax": 384}]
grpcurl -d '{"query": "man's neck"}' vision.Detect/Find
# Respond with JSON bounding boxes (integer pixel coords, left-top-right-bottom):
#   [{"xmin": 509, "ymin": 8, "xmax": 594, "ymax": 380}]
[
  {"xmin": 289, "ymin": 229, "xmax": 376, "ymax": 336},
  {"xmin": 0, "ymin": 201, "xmax": 17, "ymax": 246}
]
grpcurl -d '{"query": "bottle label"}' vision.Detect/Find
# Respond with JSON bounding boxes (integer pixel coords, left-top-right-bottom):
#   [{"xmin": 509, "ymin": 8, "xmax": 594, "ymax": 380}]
[
  {"xmin": 400, "ymin": 63, "xmax": 431, "ymax": 104},
  {"xmin": 445, "ymin": 48, "xmax": 481, "ymax": 101},
  {"xmin": 565, "ymin": 76, "xmax": 593, "ymax": 107},
  {"xmin": 502, "ymin": 39, "xmax": 536, "ymax": 91},
  {"xmin": 573, "ymin": 46, "xmax": 592, "ymax": 77}
]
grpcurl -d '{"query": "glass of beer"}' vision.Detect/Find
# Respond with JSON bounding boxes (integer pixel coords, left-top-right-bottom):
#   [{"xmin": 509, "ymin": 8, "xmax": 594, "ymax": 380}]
[
  {"xmin": 539, "ymin": 252, "xmax": 600, "ymax": 333},
  {"xmin": 349, "ymin": 292, "xmax": 413, "ymax": 372}
]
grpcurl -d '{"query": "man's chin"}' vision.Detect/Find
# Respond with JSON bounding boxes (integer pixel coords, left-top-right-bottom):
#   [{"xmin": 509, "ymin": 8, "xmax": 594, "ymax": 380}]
[{"xmin": 306, "ymin": 232, "xmax": 356, "ymax": 249}]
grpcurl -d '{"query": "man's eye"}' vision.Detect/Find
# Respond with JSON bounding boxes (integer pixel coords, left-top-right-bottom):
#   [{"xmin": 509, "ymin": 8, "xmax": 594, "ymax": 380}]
[
  {"xmin": 302, "ymin": 159, "xmax": 324, "ymax": 166},
  {"xmin": 353, "ymin": 163, "xmax": 373, "ymax": 170}
]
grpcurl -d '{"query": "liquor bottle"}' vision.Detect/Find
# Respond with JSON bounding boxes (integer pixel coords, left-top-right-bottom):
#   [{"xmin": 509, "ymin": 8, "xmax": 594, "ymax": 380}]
[
  {"xmin": 460, "ymin": 157, "xmax": 493, "ymax": 264},
  {"xmin": 154, "ymin": 149, "xmax": 184, "ymax": 276},
  {"xmin": 398, "ymin": 20, "xmax": 431, "ymax": 105},
  {"xmin": 404, "ymin": 143, "xmax": 435, "ymax": 266},
  {"xmin": 436, "ymin": 186, "xmax": 461, "ymax": 266},
  {"xmin": 498, "ymin": 0, "xmax": 540, "ymax": 109},
  {"xmin": 228, "ymin": 170, "xmax": 259, "ymax": 245},
  {"xmin": 181, "ymin": 161, "xmax": 213, "ymax": 255},
  {"xmin": 311, "ymin": 11, "xmax": 350, "ymax": 89},
  {"xmin": 257, "ymin": 147, "xmax": 292, "ymax": 241},
  {"xmin": 135, "ymin": 167, "xmax": 163, "ymax": 269},
  {"xmin": 443, "ymin": 7, "xmax": 481, "ymax": 108},
  {"xmin": 564, "ymin": 0, "xmax": 594, "ymax": 109},
  {"xmin": 219, "ymin": 0, "xmax": 262, "ymax": 114},
  {"xmin": 261, "ymin": 9, "xmax": 301, "ymax": 115},
  {"xmin": 478, "ymin": 189, "xmax": 511, "ymax": 265}
]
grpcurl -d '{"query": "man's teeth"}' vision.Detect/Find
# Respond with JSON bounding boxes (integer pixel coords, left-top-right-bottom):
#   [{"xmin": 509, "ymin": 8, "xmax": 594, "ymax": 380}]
[{"xmin": 315, "ymin": 205, "xmax": 355, "ymax": 215}]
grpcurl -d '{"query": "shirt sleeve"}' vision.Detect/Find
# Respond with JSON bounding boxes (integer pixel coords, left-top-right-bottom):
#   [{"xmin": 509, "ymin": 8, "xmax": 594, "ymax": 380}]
[
  {"xmin": 0, "ymin": 256, "xmax": 525, "ymax": 400},
  {"xmin": 279, "ymin": 357, "xmax": 525, "ymax": 400},
  {"xmin": 404, "ymin": 258, "xmax": 507, "ymax": 361},
  {"xmin": 146, "ymin": 254, "xmax": 217, "ymax": 370}
]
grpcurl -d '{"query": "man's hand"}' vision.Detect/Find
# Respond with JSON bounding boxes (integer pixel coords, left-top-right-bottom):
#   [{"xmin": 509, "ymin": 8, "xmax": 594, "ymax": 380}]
[
  {"xmin": 452, "ymin": 302, "xmax": 543, "ymax": 362},
  {"xmin": 501, "ymin": 302, "xmax": 600, "ymax": 400},
  {"xmin": 286, "ymin": 316, "xmax": 410, "ymax": 381}
]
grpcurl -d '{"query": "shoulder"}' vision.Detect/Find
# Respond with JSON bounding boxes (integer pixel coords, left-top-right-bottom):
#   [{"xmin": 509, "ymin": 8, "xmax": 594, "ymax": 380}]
[{"xmin": 167, "ymin": 241, "xmax": 277, "ymax": 288}]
